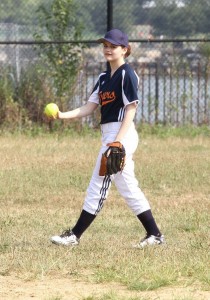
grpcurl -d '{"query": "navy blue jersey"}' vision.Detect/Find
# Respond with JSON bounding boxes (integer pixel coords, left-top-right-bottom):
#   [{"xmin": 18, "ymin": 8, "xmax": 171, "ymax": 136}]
[{"xmin": 88, "ymin": 63, "xmax": 139, "ymax": 124}]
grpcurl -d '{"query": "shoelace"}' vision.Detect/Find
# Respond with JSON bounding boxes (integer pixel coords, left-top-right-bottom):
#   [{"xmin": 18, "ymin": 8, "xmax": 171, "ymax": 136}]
[{"xmin": 60, "ymin": 229, "xmax": 72, "ymax": 238}]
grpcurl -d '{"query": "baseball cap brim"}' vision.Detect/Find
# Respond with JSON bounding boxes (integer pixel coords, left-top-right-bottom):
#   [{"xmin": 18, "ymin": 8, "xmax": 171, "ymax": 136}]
[
  {"xmin": 97, "ymin": 37, "xmax": 123, "ymax": 46},
  {"xmin": 97, "ymin": 29, "xmax": 129, "ymax": 47}
]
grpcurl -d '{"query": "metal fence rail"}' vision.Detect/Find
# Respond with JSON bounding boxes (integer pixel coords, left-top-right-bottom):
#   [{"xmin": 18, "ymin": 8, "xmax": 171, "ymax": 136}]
[
  {"xmin": 0, "ymin": 1, "xmax": 210, "ymax": 126},
  {"xmin": 0, "ymin": 40, "xmax": 210, "ymax": 126},
  {"xmin": 137, "ymin": 62, "xmax": 210, "ymax": 125},
  {"xmin": 72, "ymin": 49, "xmax": 210, "ymax": 126}
]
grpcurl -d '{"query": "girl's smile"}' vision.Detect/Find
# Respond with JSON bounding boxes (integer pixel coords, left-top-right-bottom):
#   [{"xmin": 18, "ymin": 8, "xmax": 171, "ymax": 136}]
[{"xmin": 103, "ymin": 41, "xmax": 127, "ymax": 63}]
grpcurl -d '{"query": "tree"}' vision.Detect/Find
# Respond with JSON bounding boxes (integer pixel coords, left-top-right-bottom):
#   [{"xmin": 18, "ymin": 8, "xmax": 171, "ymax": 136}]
[
  {"xmin": 0, "ymin": 0, "xmax": 44, "ymax": 25},
  {"xmin": 133, "ymin": 0, "xmax": 210, "ymax": 37},
  {"xmin": 77, "ymin": 0, "xmax": 107, "ymax": 38},
  {"xmin": 34, "ymin": 0, "xmax": 84, "ymax": 104},
  {"xmin": 113, "ymin": 0, "xmax": 138, "ymax": 34}
]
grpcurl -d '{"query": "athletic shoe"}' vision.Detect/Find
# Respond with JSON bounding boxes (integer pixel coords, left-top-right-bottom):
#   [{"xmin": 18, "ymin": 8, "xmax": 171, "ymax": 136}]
[
  {"xmin": 134, "ymin": 234, "xmax": 165, "ymax": 249},
  {"xmin": 50, "ymin": 229, "xmax": 79, "ymax": 246}
]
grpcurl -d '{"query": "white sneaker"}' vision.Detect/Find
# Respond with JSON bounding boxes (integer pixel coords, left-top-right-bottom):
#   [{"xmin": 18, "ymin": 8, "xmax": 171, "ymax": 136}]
[
  {"xmin": 134, "ymin": 234, "xmax": 165, "ymax": 249},
  {"xmin": 50, "ymin": 229, "xmax": 79, "ymax": 246}
]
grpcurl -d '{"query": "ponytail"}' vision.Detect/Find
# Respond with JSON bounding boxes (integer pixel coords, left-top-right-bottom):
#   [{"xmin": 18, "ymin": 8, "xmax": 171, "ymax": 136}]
[{"xmin": 124, "ymin": 44, "xmax": 131, "ymax": 58}]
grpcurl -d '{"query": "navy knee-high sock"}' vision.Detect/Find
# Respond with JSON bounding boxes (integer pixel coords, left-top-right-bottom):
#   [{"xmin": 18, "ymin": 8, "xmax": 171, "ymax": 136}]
[
  {"xmin": 72, "ymin": 210, "xmax": 96, "ymax": 239},
  {"xmin": 137, "ymin": 209, "xmax": 161, "ymax": 236}
]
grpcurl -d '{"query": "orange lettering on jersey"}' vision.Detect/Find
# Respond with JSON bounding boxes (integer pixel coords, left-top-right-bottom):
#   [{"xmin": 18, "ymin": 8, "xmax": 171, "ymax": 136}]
[{"xmin": 99, "ymin": 91, "xmax": 116, "ymax": 106}]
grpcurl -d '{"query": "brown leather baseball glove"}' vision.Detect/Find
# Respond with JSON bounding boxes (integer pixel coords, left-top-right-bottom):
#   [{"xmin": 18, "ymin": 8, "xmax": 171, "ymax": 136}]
[{"xmin": 99, "ymin": 142, "xmax": 126, "ymax": 176}]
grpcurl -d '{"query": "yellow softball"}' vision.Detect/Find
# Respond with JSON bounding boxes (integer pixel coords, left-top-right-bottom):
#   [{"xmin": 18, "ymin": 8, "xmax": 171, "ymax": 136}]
[{"xmin": 44, "ymin": 103, "xmax": 59, "ymax": 118}]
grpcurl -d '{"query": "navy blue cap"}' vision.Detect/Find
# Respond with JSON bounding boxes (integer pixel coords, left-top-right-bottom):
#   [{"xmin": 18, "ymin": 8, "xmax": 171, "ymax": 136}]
[{"xmin": 97, "ymin": 29, "xmax": 129, "ymax": 47}]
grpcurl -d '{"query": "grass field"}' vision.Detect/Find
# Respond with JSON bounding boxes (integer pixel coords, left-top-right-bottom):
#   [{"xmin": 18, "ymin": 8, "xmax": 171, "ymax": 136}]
[{"xmin": 0, "ymin": 128, "xmax": 210, "ymax": 300}]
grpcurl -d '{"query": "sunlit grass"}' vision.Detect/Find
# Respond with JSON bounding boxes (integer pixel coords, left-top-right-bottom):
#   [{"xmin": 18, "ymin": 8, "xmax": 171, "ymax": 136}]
[{"xmin": 0, "ymin": 132, "xmax": 209, "ymax": 295}]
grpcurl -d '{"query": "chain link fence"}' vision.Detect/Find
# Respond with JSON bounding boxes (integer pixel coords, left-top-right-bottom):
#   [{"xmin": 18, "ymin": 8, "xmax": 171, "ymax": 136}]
[{"xmin": 0, "ymin": 0, "xmax": 210, "ymax": 128}]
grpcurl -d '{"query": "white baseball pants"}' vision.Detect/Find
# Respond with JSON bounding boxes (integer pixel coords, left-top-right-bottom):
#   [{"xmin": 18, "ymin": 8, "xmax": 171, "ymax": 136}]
[{"xmin": 83, "ymin": 122, "xmax": 151, "ymax": 215}]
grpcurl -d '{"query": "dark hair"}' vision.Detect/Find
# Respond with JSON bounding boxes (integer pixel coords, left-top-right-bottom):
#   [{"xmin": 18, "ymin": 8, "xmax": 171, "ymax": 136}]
[{"xmin": 124, "ymin": 44, "xmax": 131, "ymax": 58}]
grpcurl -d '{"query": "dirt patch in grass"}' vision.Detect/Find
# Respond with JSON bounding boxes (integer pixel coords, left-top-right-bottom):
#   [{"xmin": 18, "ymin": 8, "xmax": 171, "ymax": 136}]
[{"xmin": 1, "ymin": 275, "xmax": 210, "ymax": 300}]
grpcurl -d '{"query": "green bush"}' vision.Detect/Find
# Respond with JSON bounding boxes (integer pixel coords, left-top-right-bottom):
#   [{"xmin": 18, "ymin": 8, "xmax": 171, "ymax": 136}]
[
  {"xmin": 0, "ymin": 68, "xmax": 16, "ymax": 124},
  {"xmin": 17, "ymin": 64, "xmax": 54, "ymax": 124}
]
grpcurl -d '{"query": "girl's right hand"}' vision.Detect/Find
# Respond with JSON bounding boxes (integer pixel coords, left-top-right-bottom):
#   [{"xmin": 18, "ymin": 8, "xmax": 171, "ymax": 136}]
[{"xmin": 45, "ymin": 110, "xmax": 60, "ymax": 121}]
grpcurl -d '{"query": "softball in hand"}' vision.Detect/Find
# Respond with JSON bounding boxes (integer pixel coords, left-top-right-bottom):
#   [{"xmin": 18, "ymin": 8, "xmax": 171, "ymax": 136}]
[{"xmin": 44, "ymin": 103, "xmax": 59, "ymax": 119}]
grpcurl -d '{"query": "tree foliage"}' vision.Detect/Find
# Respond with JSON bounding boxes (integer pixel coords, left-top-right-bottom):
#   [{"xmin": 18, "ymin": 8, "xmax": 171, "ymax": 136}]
[
  {"xmin": 1, "ymin": 0, "xmax": 210, "ymax": 38},
  {"xmin": 34, "ymin": 0, "xmax": 84, "ymax": 99},
  {"xmin": 133, "ymin": 0, "xmax": 210, "ymax": 37},
  {"xmin": 0, "ymin": 0, "xmax": 45, "ymax": 25}
]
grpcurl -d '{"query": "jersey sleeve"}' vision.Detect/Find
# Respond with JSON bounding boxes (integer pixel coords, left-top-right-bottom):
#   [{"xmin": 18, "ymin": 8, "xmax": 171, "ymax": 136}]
[
  {"xmin": 122, "ymin": 69, "xmax": 139, "ymax": 106},
  {"xmin": 88, "ymin": 80, "xmax": 100, "ymax": 104},
  {"xmin": 88, "ymin": 72, "xmax": 106, "ymax": 105}
]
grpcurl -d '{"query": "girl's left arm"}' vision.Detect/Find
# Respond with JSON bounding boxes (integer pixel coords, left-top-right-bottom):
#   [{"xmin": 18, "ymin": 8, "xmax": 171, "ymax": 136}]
[{"xmin": 115, "ymin": 102, "xmax": 137, "ymax": 142}]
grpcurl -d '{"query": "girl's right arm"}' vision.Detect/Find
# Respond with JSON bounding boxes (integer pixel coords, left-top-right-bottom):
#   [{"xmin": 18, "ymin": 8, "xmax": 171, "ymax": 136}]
[{"xmin": 58, "ymin": 102, "xmax": 98, "ymax": 120}]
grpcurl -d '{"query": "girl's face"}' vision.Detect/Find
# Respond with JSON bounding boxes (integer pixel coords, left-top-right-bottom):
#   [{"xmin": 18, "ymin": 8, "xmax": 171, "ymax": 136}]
[{"xmin": 103, "ymin": 41, "xmax": 127, "ymax": 63}]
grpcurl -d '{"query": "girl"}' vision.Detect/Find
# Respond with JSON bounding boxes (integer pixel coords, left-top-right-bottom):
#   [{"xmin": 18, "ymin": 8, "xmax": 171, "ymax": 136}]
[{"xmin": 50, "ymin": 29, "xmax": 164, "ymax": 248}]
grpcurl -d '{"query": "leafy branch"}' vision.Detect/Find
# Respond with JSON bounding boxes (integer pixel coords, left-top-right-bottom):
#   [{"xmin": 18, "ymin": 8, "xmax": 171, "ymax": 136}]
[{"xmin": 34, "ymin": 0, "xmax": 84, "ymax": 101}]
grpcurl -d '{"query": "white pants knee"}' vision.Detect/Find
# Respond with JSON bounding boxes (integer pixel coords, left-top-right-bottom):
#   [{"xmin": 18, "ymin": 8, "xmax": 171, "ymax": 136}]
[{"xmin": 83, "ymin": 122, "xmax": 151, "ymax": 215}]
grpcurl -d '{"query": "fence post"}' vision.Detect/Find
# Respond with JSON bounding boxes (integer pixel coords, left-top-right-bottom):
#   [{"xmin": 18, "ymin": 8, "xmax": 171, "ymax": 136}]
[
  {"xmin": 15, "ymin": 24, "xmax": 20, "ymax": 82},
  {"xmin": 155, "ymin": 62, "xmax": 159, "ymax": 124},
  {"xmin": 107, "ymin": 0, "xmax": 113, "ymax": 71},
  {"xmin": 107, "ymin": 0, "xmax": 113, "ymax": 31}
]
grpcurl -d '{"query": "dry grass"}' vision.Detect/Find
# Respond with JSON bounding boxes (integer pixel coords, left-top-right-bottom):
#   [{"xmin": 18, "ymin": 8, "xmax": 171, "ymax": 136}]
[{"xmin": 0, "ymin": 132, "xmax": 209, "ymax": 299}]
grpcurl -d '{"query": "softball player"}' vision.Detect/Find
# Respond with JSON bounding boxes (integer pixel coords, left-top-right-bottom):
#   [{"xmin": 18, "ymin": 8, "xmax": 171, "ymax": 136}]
[{"xmin": 51, "ymin": 29, "xmax": 164, "ymax": 248}]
